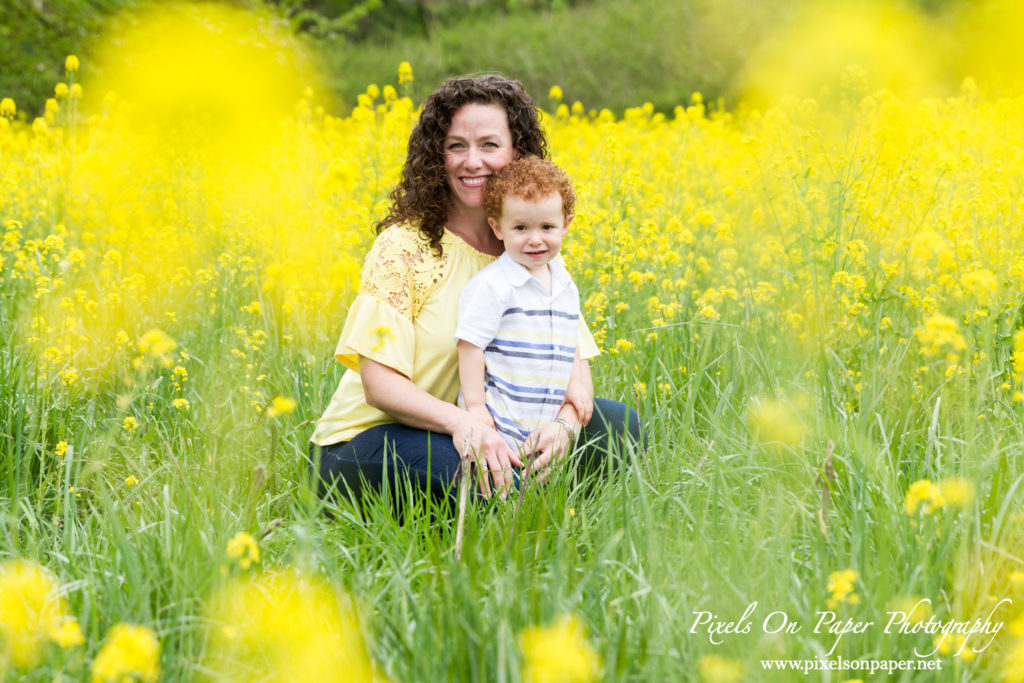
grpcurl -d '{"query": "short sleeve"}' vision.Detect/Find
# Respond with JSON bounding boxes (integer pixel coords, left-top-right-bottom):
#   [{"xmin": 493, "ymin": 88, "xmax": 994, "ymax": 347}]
[
  {"xmin": 333, "ymin": 227, "xmax": 424, "ymax": 376},
  {"xmin": 358, "ymin": 227, "xmax": 422, "ymax": 318},
  {"xmin": 455, "ymin": 274, "xmax": 503, "ymax": 350},
  {"xmin": 577, "ymin": 318, "xmax": 599, "ymax": 360},
  {"xmin": 334, "ymin": 295, "xmax": 415, "ymax": 376}
]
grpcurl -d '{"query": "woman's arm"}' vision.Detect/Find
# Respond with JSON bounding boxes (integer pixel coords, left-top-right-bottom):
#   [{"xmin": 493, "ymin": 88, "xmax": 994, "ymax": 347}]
[{"xmin": 360, "ymin": 357, "xmax": 520, "ymax": 496}]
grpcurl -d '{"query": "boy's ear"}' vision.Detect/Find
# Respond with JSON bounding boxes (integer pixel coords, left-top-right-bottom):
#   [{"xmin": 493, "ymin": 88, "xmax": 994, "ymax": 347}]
[
  {"xmin": 563, "ymin": 213, "xmax": 574, "ymax": 229},
  {"xmin": 488, "ymin": 217, "xmax": 503, "ymax": 240}
]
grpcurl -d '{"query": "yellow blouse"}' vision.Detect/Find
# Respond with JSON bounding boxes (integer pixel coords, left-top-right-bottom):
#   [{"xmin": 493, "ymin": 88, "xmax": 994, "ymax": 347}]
[{"xmin": 311, "ymin": 225, "xmax": 598, "ymax": 446}]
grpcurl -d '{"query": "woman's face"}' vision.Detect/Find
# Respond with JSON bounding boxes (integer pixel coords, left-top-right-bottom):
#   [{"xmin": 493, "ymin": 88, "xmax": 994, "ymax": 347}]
[{"xmin": 444, "ymin": 102, "xmax": 517, "ymax": 212}]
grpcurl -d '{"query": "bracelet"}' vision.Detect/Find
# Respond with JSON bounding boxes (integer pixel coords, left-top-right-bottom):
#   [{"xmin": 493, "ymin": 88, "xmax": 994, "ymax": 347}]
[{"xmin": 553, "ymin": 417, "xmax": 579, "ymax": 442}]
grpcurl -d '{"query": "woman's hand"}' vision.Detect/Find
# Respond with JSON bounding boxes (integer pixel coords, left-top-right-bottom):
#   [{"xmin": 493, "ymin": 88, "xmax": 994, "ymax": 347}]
[
  {"xmin": 522, "ymin": 419, "xmax": 575, "ymax": 481},
  {"xmin": 452, "ymin": 411, "xmax": 521, "ymax": 498}
]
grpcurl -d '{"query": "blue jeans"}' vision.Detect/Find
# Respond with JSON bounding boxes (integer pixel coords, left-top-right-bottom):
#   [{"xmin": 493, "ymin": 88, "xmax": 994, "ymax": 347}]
[{"xmin": 308, "ymin": 398, "xmax": 645, "ymax": 508}]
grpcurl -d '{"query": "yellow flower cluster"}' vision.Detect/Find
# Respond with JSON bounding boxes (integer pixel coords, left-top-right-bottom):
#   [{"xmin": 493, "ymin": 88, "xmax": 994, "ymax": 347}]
[
  {"xmin": 697, "ymin": 653, "xmax": 744, "ymax": 682},
  {"xmin": 0, "ymin": 559, "xmax": 83, "ymax": 669},
  {"xmin": 518, "ymin": 613, "xmax": 601, "ymax": 683},
  {"xmin": 226, "ymin": 531, "xmax": 261, "ymax": 570},
  {"xmin": 903, "ymin": 477, "xmax": 976, "ymax": 515},
  {"xmin": 825, "ymin": 568, "xmax": 860, "ymax": 610},
  {"xmin": 90, "ymin": 623, "xmax": 161, "ymax": 683},
  {"xmin": 203, "ymin": 570, "xmax": 385, "ymax": 683}
]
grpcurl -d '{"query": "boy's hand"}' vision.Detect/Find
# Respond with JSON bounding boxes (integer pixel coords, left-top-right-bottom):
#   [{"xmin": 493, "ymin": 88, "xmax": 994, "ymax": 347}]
[{"xmin": 563, "ymin": 358, "xmax": 594, "ymax": 425}]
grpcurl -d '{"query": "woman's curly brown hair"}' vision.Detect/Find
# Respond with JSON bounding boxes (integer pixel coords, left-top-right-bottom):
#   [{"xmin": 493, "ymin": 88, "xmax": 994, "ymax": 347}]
[{"xmin": 376, "ymin": 74, "xmax": 548, "ymax": 255}]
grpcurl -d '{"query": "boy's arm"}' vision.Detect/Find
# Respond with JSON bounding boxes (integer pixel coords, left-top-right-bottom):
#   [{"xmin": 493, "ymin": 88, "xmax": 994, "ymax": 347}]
[
  {"xmin": 457, "ymin": 339, "xmax": 495, "ymax": 429},
  {"xmin": 563, "ymin": 348, "xmax": 594, "ymax": 426}
]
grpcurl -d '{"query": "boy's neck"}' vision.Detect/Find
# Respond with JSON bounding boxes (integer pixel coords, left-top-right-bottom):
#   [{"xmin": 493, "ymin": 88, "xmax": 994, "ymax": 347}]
[{"xmin": 526, "ymin": 262, "xmax": 553, "ymax": 293}]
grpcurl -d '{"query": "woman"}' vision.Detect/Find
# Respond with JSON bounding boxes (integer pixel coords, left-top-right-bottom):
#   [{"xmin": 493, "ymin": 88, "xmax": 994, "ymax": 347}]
[{"xmin": 310, "ymin": 74, "xmax": 643, "ymax": 505}]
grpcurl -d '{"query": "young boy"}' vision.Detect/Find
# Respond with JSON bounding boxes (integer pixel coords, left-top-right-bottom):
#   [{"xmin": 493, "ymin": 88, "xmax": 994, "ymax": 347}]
[{"xmin": 455, "ymin": 156, "xmax": 590, "ymax": 456}]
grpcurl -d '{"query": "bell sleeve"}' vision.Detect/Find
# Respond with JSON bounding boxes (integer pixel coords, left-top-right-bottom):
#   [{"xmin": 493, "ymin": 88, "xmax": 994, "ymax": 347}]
[{"xmin": 333, "ymin": 228, "xmax": 420, "ymax": 378}]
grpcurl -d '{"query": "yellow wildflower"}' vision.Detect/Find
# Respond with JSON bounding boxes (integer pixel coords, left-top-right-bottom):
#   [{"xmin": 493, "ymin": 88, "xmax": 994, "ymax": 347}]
[
  {"xmin": 398, "ymin": 61, "xmax": 413, "ymax": 84},
  {"xmin": 697, "ymin": 653, "xmax": 744, "ymax": 682},
  {"xmin": 826, "ymin": 569, "xmax": 860, "ymax": 610},
  {"xmin": 124, "ymin": 475, "xmax": 139, "ymax": 486},
  {"xmin": 203, "ymin": 571, "xmax": 383, "ymax": 683},
  {"xmin": 90, "ymin": 623, "xmax": 161, "ymax": 683},
  {"xmin": 549, "ymin": 85, "xmax": 564, "ymax": 100},
  {"xmin": 138, "ymin": 328, "xmax": 177, "ymax": 357},
  {"xmin": 171, "ymin": 398, "xmax": 190, "ymax": 411},
  {"xmin": 65, "ymin": 55, "xmax": 80, "ymax": 72},
  {"xmin": 518, "ymin": 613, "xmax": 601, "ymax": 683},
  {"xmin": 0, "ymin": 559, "xmax": 82, "ymax": 668},
  {"xmin": 225, "ymin": 532, "xmax": 260, "ymax": 570},
  {"xmin": 938, "ymin": 477, "xmax": 975, "ymax": 507},
  {"xmin": 891, "ymin": 596, "xmax": 932, "ymax": 625},
  {"xmin": 904, "ymin": 479, "xmax": 945, "ymax": 515},
  {"xmin": 915, "ymin": 313, "xmax": 966, "ymax": 357},
  {"xmin": 55, "ymin": 441, "xmax": 68, "ymax": 457},
  {"xmin": 267, "ymin": 396, "xmax": 296, "ymax": 417},
  {"xmin": 747, "ymin": 397, "xmax": 805, "ymax": 448},
  {"xmin": 54, "ymin": 82, "xmax": 69, "ymax": 98},
  {"xmin": 0, "ymin": 98, "xmax": 14, "ymax": 117},
  {"xmin": 1002, "ymin": 638, "xmax": 1024, "ymax": 683},
  {"xmin": 122, "ymin": 416, "xmax": 138, "ymax": 434}
]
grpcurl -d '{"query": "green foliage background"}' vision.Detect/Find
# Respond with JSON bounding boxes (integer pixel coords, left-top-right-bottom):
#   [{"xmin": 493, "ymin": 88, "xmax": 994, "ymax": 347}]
[{"xmin": 2, "ymin": 0, "xmax": 785, "ymax": 117}]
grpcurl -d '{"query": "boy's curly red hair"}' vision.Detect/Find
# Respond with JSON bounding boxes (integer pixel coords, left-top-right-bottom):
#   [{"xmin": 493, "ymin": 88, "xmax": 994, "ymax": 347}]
[{"xmin": 483, "ymin": 156, "xmax": 576, "ymax": 221}]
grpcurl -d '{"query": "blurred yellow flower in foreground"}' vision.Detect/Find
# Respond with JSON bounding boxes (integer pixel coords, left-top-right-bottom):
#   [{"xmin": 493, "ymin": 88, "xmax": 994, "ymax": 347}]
[
  {"xmin": 139, "ymin": 328, "xmax": 177, "ymax": 357},
  {"xmin": 65, "ymin": 55, "xmax": 80, "ymax": 72},
  {"xmin": 518, "ymin": 613, "xmax": 601, "ymax": 683},
  {"xmin": 0, "ymin": 559, "xmax": 83, "ymax": 668},
  {"xmin": 939, "ymin": 477, "xmax": 975, "ymax": 507},
  {"xmin": 747, "ymin": 397, "xmax": 805, "ymax": 449},
  {"xmin": 697, "ymin": 653, "xmax": 744, "ymax": 682},
  {"xmin": 203, "ymin": 571, "xmax": 385, "ymax": 683},
  {"xmin": 891, "ymin": 596, "xmax": 932, "ymax": 625},
  {"xmin": 1003, "ymin": 637, "xmax": 1024, "ymax": 682},
  {"xmin": 91, "ymin": 623, "xmax": 161, "ymax": 683}
]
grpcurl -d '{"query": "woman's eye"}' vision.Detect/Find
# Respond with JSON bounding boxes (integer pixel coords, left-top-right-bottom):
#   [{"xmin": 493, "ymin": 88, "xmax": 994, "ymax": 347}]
[
  {"xmin": 447, "ymin": 142, "xmax": 464, "ymax": 150},
  {"xmin": 483, "ymin": 141, "xmax": 499, "ymax": 148}
]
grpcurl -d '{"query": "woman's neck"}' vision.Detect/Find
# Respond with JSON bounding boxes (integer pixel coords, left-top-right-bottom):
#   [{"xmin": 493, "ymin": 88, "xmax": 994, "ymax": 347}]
[{"xmin": 445, "ymin": 204, "xmax": 503, "ymax": 256}]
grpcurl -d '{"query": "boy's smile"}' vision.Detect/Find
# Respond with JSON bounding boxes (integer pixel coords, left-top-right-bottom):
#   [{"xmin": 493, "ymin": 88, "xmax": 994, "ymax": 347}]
[{"xmin": 489, "ymin": 193, "xmax": 571, "ymax": 280}]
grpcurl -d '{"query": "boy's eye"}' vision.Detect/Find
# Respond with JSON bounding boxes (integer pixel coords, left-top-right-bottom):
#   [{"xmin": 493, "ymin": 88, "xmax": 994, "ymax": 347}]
[
  {"xmin": 542, "ymin": 224, "xmax": 555, "ymax": 230},
  {"xmin": 513, "ymin": 225, "xmax": 527, "ymax": 231}
]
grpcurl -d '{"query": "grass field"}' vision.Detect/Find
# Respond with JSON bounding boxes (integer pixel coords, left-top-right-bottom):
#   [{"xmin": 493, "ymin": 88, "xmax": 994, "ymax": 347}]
[{"xmin": 4, "ymin": 2, "xmax": 1024, "ymax": 682}]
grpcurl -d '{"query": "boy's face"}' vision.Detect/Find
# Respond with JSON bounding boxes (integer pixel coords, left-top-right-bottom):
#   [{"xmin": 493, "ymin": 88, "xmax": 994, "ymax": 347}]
[{"xmin": 488, "ymin": 192, "xmax": 571, "ymax": 277}]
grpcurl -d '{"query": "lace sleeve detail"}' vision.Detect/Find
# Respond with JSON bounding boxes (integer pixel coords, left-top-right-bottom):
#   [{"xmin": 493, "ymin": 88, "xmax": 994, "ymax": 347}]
[{"xmin": 359, "ymin": 226, "xmax": 446, "ymax": 320}]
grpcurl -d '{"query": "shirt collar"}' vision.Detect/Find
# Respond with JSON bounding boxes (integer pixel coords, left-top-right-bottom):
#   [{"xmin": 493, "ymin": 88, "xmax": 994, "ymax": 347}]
[{"xmin": 497, "ymin": 252, "xmax": 573, "ymax": 295}]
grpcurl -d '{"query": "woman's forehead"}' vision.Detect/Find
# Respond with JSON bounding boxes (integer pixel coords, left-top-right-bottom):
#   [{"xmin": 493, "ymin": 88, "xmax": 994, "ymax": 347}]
[{"xmin": 446, "ymin": 102, "xmax": 511, "ymax": 138}]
